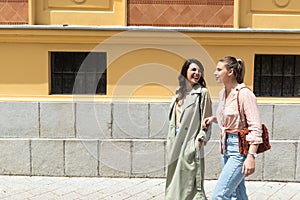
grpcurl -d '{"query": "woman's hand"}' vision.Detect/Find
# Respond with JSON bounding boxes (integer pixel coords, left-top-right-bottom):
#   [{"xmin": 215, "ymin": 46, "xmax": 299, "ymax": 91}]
[
  {"xmin": 202, "ymin": 116, "xmax": 216, "ymax": 129},
  {"xmin": 243, "ymin": 144, "xmax": 258, "ymax": 177},
  {"xmin": 242, "ymin": 155, "xmax": 255, "ymax": 177},
  {"xmin": 198, "ymin": 140, "xmax": 204, "ymax": 148}
]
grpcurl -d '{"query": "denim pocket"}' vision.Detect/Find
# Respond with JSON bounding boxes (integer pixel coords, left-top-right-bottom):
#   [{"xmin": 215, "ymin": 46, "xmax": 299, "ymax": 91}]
[{"xmin": 226, "ymin": 135, "xmax": 240, "ymax": 155}]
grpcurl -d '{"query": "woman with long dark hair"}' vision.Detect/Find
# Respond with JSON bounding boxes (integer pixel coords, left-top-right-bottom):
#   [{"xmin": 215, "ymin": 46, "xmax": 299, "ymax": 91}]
[{"xmin": 166, "ymin": 58, "xmax": 212, "ymax": 200}]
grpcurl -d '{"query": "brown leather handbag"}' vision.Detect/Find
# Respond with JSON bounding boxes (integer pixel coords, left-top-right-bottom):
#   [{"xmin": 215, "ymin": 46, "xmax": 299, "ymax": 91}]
[{"xmin": 237, "ymin": 88, "xmax": 271, "ymax": 155}]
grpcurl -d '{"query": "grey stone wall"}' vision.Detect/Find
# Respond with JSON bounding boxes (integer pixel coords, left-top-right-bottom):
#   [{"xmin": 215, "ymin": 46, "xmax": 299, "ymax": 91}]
[{"xmin": 0, "ymin": 102, "xmax": 299, "ymax": 182}]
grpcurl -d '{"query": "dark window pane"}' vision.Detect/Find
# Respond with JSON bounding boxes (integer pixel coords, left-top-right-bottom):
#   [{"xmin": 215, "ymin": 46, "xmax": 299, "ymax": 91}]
[
  {"xmin": 272, "ymin": 56, "xmax": 283, "ymax": 76},
  {"xmin": 272, "ymin": 76, "xmax": 282, "ymax": 96},
  {"xmin": 284, "ymin": 56, "xmax": 295, "ymax": 76},
  {"xmin": 254, "ymin": 55, "xmax": 261, "ymax": 75},
  {"xmin": 52, "ymin": 54, "xmax": 63, "ymax": 73},
  {"xmin": 97, "ymin": 72, "xmax": 107, "ymax": 94},
  {"xmin": 295, "ymin": 76, "xmax": 300, "ymax": 96},
  {"xmin": 63, "ymin": 74, "xmax": 75, "ymax": 94},
  {"xmin": 83, "ymin": 52, "xmax": 103, "ymax": 72},
  {"xmin": 97, "ymin": 52, "xmax": 107, "ymax": 73},
  {"xmin": 282, "ymin": 76, "xmax": 293, "ymax": 97},
  {"xmin": 260, "ymin": 76, "xmax": 272, "ymax": 96},
  {"xmin": 73, "ymin": 53, "xmax": 88, "ymax": 72},
  {"xmin": 85, "ymin": 72, "xmax": 98, "ymax": 94},
  {"xmin": 51, "ymin": 74, "xmax": 62, "ymax": 94},
  {"xmin": 253, "ymin": 75, "xmax": 261, "ymax": 96},
  {"xmin": 261, "ymin": 55, "xmax": 272, "ymax": 75},
  {"xmin": 296, "ymin": 56, "xmax": 300, "ymax": 76},
  {"xmin": 63, "ymin": 52, "xmax": 75, "ymax": 73},
  {"xmin": 73, "ymin": 73, "xmax": 86, "ymax": 94},
  {"xmin": 253, "ymin": 55, "xmax": 261, "ymax": 96}
]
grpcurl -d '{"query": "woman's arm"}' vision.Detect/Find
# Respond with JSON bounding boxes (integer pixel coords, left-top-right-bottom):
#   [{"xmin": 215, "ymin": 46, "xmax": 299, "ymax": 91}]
[
  {"xmin": 202, "ymin": 116, "xmax": 217, "ymax": 129},
  {"xmin": 242, "ymin": 144, "xmax": 258, "ymax": 177},
  {"xmin": 239, "ymin": 88, "xmax": 262, "ymax": 177},
  {"xmin": 197, "ymin": 88, "xmax": 213, "ymax": 147},
  {"xmin": 239, "ymin": 89, "xmax": 262, "ymax": 144}
]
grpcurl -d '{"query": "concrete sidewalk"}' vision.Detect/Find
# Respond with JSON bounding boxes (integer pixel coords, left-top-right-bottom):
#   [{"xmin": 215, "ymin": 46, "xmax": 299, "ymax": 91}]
[{"xmin": 0, "ymin": 176, "xmax": 300, "ymax": 200}]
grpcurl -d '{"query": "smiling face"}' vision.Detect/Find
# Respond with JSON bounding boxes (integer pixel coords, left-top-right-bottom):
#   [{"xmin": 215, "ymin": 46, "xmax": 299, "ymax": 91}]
[
  {"xmin": 186, "ymin": 63, "xmax": 201, "ymax": 87},
  {"xmin": 214, "ymin": 61, "xmax": 232, "ymax": 84}
]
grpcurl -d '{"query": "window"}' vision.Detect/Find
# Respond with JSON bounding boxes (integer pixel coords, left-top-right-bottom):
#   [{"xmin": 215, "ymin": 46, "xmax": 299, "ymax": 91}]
[
  {"xmin": 254, "ymin": 54, "xmax": 300, "ymax": 97},
  {"xmin": 51, "ymin": 52, "xmax": 107, "ymax": 94}
]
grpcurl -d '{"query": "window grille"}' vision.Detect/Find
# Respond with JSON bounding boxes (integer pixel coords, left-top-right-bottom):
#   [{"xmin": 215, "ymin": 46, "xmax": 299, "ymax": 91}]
[
  {"xmin": 254, "ymin": 54, "xmax": 300, "ymax": 97},
  {"xmin": 51, "ymin": 52, "xmax": 107, "ymax": 95}
]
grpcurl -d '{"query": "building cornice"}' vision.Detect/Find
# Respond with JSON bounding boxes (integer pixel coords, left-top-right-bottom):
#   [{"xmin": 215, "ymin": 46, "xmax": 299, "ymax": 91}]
[{"xmin": 0, "ymin": 26, "xmax": 300, "ymax": 46}]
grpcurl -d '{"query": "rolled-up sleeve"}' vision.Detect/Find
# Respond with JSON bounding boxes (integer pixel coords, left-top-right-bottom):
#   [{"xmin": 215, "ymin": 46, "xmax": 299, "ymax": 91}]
[{"xmin": 239, "ymin": 89, "xmax": 263, "ymax": 144}]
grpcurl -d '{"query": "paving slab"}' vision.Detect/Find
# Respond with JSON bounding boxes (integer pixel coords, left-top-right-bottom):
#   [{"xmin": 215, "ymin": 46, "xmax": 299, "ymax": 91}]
[{"xmin": 0, "ymin": 176, "xmax": 300, "ymax": 199}]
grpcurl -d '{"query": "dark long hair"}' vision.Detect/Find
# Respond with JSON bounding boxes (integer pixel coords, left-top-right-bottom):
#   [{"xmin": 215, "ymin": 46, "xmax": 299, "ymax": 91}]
[
  {"xmin": 219, "ymin": 56, "xmax": 245, "ymax": 84},
  {"xmin": 176, "ymin": 58, "xmax": 206, "ymax": 101}
]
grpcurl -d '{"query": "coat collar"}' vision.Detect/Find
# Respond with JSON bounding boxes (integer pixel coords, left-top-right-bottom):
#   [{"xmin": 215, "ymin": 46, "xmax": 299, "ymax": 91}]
[
  {"xmin": 172, "ymin": 83, "xmax": 202, "ymax": 102},
  {"xmin": 169, "ymin": 84, "xmax": 203, "ymax": 120},
  {"xmin": 182, "ymin": 84, "xmax": 202, "ymax": 111},
  {"xmin": 190, "ymin": 83, "xmax": 202, "ymax": 94}
]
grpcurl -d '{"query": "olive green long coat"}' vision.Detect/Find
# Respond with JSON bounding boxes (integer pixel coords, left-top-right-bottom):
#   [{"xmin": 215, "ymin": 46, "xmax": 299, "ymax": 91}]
[{"xmin": 165, "ymin": 84, "xmax": 212, "ymax": 200}]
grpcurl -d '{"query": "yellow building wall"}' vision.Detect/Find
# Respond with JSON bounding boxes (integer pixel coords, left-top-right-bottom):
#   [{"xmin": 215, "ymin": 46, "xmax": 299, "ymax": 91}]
[
  {"xmin": 235, "ymin": 0, "xmax": 300, "ymax": 29},
  {"xmin": 28, "ymin": 0, "xmax": 126, "ymax": 26},
  {"xmin": 0, "ymin": 28, "xmax": 299, "ymax": 104},
  {"xmin": 26, "ymin": 0, "xmax": 300, "ymax": 29}
]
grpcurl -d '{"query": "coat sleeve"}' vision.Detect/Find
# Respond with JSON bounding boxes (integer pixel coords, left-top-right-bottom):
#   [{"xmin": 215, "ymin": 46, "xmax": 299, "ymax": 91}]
[{"xmin": 195, "ymin": 88, "xmax": 212, "ymax": 144}]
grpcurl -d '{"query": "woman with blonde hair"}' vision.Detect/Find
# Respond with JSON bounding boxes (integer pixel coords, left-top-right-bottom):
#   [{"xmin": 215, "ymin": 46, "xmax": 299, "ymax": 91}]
[{"xmin": 203, "ymin": 56, "xmax": 262, "ymax": 199}]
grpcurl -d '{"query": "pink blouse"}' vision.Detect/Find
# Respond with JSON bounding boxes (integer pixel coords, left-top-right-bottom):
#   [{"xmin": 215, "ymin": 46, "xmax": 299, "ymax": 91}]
[{"xmin": 216, "ymin": 83, "xmax": 262, "ymax": 153}]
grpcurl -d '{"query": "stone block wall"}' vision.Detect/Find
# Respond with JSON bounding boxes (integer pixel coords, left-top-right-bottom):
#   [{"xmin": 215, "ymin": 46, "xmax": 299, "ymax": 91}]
[{"xmin": 0, "ymin": 102, "xmax": 299, "ymax": 182}]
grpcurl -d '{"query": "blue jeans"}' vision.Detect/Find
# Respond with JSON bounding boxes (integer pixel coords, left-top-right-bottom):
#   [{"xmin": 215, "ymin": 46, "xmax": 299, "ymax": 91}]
[{"xmin": 212, "ymin": 134, "xmax": 248, "ymax": 200}]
